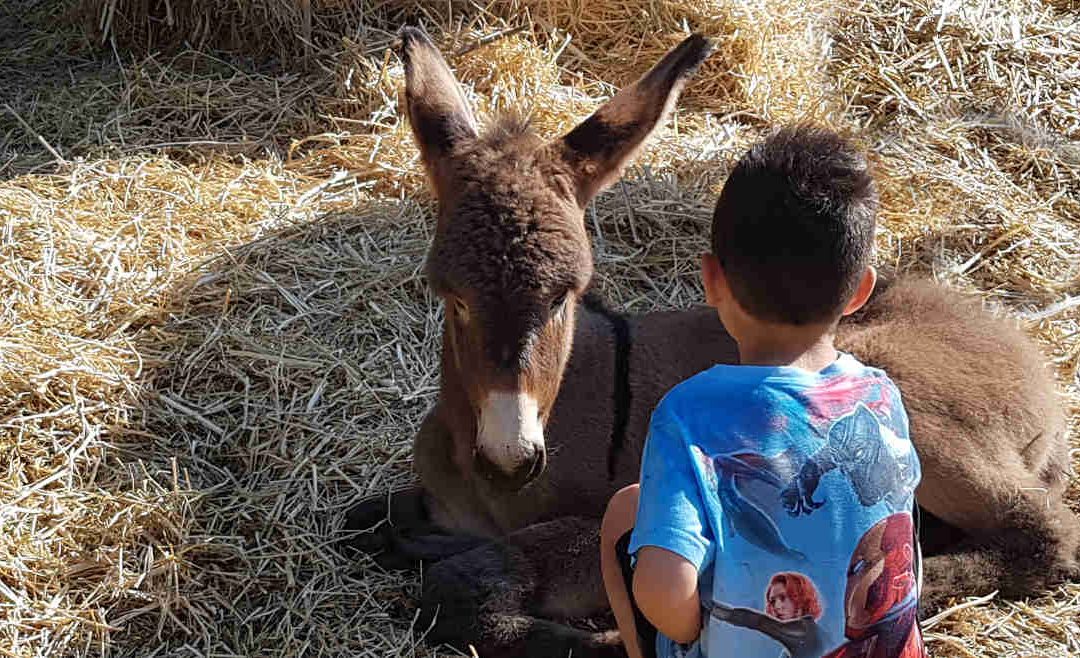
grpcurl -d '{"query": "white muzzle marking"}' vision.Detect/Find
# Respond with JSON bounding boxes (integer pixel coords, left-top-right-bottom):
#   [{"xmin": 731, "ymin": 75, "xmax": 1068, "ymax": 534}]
[{"xmin": 477, "ymin": 391, "xmax": 544, "ymax": 474}]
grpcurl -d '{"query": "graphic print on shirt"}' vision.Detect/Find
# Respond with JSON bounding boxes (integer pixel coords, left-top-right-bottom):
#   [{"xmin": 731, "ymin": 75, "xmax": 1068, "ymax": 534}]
[
  {"xmin": 781, "ymin": 404, "xmax": 920, "ymax": 517},
  {"xmin": 695, "ymin": 372, "xmax": 921, "ymax": 657},
  {"xmin": 633, "ymin": 356, "xmax": 926, "ymax": 658},
  {"xmin": 822, "ymin": 513, "xmax": 925, "ymax": 658},
  {"xmin": 799, "ymin": 375, "xmax": 906, "ymax": 433},
  {"xmin": 693, "ymin": 400, "xmax": 917, "ymax": 564},
  {"xmin": 707, "ymin": 513, "xmax": 923, "ymax": 658},
  {"xmin": 708, "ymin": 451, "xmax": 807, "ymax": 562},
  {"xmin": 708, "ymin": 571, "xmax": 829, "ymax": 658}
]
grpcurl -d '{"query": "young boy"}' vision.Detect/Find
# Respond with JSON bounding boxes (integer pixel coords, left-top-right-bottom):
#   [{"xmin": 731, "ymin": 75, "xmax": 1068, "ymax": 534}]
[{"xmin": 600, "ymin": 125, "xmax": 926, "ymax": 658}]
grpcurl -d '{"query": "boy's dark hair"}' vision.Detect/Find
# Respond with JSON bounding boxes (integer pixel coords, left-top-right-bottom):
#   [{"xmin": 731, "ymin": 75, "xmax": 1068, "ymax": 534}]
[{"xmin": 711, "ymin": 124, "xmax": 877, "ymax": 325}]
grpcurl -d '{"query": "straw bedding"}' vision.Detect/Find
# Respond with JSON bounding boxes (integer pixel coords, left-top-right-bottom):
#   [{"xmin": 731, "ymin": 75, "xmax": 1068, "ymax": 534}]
[{"xmin": 2, "ymin": 0, "xmax": 1078, "ymax": 655}]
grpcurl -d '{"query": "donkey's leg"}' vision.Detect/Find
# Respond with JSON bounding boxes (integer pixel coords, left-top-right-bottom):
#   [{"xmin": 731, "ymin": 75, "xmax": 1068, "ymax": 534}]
[
  {"xmin": 342, "ymin": 486, "xmax": 427, "ymax": 555},
  {"xmin": 342, "ymin": 485, "xmax": 489, "ymax": 569},
  {"xmin": 420, "ymin": 516, "xmax": 626, "ymax": 658},
  {"xmin": 918, "ymin": 498, "xmax": 1080, "ymax": 614},
  {"xmin": 341, "ymin": 410, "xmax": 496, "ymax": 569},
  {"xmin": 341, "ymin": 484, "xmax": 416, "ymax": 561}
]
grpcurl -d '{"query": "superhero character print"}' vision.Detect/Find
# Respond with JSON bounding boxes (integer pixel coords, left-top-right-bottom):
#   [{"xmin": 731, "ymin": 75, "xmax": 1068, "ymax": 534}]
[
  {"xmin": 708, "ymin": 515, "xmax": 925, "ymax": 658},
  {"xmin": 823, "ymin": 513, "xmax": 926, "ymax": 658},
  {"xmin": 799, "ymin": 374, "xmax": 905, "ymax": 434},
  {"xmin": 782, "ymin": 404, "xmax": 918, "ymax": 517},
  {"xmin": 693, "ymin": 448, "xmax": 806, "ymax": 562},
  {"xmin": 709, "ymin": 572, "xmax": 830, "ymax": 658}
]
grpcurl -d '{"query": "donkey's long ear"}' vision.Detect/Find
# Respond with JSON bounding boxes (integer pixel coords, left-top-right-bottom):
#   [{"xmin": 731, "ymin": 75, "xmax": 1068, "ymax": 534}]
[
  {"xmin": 556, "ymin": 34, "xmax": 714, "ymax": 206},
  {"xmin": 398, "ymin": 26, "xmax": 479, "ymax": 185}
]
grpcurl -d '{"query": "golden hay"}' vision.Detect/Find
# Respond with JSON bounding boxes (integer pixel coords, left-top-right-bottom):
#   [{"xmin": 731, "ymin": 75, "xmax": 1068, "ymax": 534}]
[
  {"xmin": 3, "ymin": 0, "xmax": 1079, "ymax": 656},
  {"xmin": 73, "ymin": 0, "xmax": 360, "ymax": 60},
  {"xmin": 501, "ymin": 0, "xmax": 840, "ymax": 120}
]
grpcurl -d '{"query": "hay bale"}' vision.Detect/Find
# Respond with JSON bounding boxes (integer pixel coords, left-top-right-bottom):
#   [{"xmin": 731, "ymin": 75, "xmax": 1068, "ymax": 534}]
[
  {"xmin": 499, "ymin": 0, "xmax": 840, "ymax": 120},
  {"xmin": 75, "ymin": 0, "xmax": 840, "ymax": 118},
  {"xmin": 74, "ymin": 0, "xmax": 354, "ymax": 59}
]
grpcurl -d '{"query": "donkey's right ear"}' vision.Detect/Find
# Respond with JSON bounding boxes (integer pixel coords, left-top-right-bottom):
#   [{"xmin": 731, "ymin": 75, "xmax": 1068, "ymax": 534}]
[{"xmin": 397, "ymin": 26, "xmax": 479, "ymax": 181}]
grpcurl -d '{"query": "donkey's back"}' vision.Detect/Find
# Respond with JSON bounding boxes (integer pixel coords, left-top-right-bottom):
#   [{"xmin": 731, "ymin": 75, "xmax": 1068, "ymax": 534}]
[
  {"xmin": 838, "ymin": 277, "xmax": 1070, "ymax": 527},
  {"xmin": 537, "ymin": 275, "xmax": 1076, "ymax": 610},
  {"xmin": 542, "ymin": 276, "xmax": 1070, "ymax": 533}
]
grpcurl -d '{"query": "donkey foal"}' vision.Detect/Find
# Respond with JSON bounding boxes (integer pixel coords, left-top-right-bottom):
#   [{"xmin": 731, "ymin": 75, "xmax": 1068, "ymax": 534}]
[{"xmin": 345, "ymin": 26, "xmax": 1080, "ymax": 658}]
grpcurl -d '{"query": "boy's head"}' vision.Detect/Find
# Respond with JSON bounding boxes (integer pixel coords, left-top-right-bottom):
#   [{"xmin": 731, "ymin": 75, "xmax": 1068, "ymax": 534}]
[{"xmin": 704, "ymin": 125, "xmax": 877, "ymax": 328}]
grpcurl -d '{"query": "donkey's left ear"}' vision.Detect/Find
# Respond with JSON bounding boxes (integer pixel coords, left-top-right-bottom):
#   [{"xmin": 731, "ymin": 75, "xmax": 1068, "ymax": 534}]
[{"xmin": 555, "ymin": 34, "xmax": 714, "ymax": 206}]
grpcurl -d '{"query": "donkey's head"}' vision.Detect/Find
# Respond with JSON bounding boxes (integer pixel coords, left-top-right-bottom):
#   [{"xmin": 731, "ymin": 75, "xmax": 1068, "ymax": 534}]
[{"xmin": 399, "ymin": 27, "xmax": 712, "ymax": 490}]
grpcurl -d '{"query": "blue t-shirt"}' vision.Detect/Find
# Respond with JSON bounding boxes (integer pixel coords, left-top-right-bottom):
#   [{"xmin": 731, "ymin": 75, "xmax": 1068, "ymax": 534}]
[{"xmin": 629, "ymin": 353, "xmax": 926, "ymax": 658}]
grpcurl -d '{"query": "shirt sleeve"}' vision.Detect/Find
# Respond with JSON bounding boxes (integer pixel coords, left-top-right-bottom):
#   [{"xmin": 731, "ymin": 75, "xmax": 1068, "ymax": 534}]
[{"xmin": 628, "ymin": 415, "xmax": 715, "ymax": 573}]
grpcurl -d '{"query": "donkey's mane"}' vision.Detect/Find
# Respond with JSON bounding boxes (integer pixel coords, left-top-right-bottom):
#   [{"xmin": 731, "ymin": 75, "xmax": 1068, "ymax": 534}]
[{"xmin": 474, "ymin": 111, "xmax": 543, "ymax": 151}]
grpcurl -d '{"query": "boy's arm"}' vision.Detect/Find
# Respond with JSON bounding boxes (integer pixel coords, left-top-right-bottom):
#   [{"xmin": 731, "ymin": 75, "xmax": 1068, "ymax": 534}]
[
  {"xmin": 632, "ymin": 546, "xmax": 702, "ymax": 644},
  {"xmin": 629, "ymin": 413, "xmax": 714, "ymax": 645}
]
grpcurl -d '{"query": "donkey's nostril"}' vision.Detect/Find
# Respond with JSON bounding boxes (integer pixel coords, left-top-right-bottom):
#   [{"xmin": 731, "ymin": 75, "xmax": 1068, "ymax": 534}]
[
  {"xmin": 473, "ymin": 447, "xmax": 545, "ymax": 491},
  {"xmin": 508, "ymin": 445, "xmax": 546, "ymax": 488}
]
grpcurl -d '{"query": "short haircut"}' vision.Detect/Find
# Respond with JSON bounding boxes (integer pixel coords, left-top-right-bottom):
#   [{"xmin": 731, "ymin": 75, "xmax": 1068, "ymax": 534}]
[{"xmin": 710, "ymin": 124, "xmax": 877, "ymax": 325}]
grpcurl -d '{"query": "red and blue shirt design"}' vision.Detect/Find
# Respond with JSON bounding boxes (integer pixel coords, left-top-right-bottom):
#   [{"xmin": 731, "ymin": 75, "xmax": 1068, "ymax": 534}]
[{"xmin": 629, "ymin": 353, "xmax": 926, "ymax": 658}]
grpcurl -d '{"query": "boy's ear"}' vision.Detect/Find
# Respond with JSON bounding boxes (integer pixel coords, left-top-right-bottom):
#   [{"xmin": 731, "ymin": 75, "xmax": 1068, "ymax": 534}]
[
  {"xmin": 842, "ymin": 266, "xmax": 877, "ymax": 316},
  {"xmin": 554, "ymin": 34, "xmax": 714, "ymax": 207},
  {"xmin": 701, "ymin": 253, "xmax": 726, "ymax": 308}
]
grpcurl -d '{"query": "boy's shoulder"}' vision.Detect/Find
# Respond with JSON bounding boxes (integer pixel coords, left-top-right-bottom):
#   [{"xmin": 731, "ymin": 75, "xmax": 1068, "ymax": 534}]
[
  {"xmin": 651, "ymin": 364, "xmax": 741, "ymax": 424},
  {"xmin": 653, "ymin": 353, "xmax": 904, "ymax": 426},
  {"xmin": 649, "ymin": 362, "xmax": 785, "ymax": 437}
]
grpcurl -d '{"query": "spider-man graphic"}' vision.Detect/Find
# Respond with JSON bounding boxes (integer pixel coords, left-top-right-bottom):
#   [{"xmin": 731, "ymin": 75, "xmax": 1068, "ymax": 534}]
[{"xmin": 823, "ymin": 512, "xmax": 926, "ymax": 658}]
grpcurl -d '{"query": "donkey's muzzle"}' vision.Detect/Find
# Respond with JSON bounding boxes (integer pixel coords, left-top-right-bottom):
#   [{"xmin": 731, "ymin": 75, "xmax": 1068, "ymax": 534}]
[
  {"xmin": 475, "ymin": 443, "xmax": 546, "ymax": 492},
  {"xmin": 475, "ymin": 390, "xmax": 547, "ymax": 490}
]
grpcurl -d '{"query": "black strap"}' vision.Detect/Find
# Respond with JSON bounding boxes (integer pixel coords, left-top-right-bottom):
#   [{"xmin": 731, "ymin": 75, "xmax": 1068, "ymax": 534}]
[{"xmin": 581, "ymin": 293, "xmax": 633, "ymax": 481}]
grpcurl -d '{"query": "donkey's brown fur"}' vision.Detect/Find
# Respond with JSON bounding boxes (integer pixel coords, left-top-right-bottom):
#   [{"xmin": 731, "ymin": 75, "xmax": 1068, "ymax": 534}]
[
  {"xmin": 345, "ymin": 27, "xmax": 1079, "ymax": 658},
  {"xmin": 422, "ymin": 117, "xmax": 593, "ymax": 492}
]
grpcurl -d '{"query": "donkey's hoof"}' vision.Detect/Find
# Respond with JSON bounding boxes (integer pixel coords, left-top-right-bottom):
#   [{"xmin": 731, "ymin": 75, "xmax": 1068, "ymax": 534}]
[
  {"xmin": 339, "ymin": 494, "xmax": 394, "ymax": 560},
  {"xmin": 345, "ymin": 494, "xmax": 391, "ymax": 531}
]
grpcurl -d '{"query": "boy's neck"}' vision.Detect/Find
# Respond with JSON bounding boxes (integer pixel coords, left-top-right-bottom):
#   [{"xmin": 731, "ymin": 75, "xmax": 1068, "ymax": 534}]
[{"xmin": 735, "ymin": 323, "xmax": 839, "ymax": 372}]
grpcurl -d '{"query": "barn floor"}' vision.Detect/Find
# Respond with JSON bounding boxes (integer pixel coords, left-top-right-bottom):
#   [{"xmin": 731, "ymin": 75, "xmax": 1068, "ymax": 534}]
[{"xmin": 1, "ymin": 0, "xmax": 1077, "ymax": 656}]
